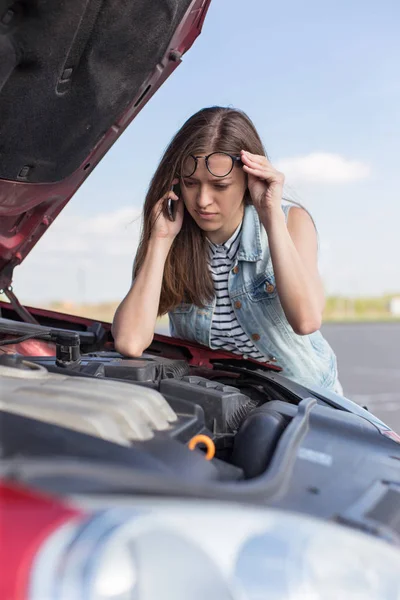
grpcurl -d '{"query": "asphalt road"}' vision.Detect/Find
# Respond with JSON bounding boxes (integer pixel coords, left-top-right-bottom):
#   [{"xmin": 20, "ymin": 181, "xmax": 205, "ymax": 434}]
[{"xmin": 322, "ymin": 323, "xmax": 400, "ymax": 433}]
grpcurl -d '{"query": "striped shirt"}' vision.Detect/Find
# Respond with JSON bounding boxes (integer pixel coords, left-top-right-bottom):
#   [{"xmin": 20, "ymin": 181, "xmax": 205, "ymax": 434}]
[{"xmin": 207, "ymin": 223, "xmax": 267, "ymax": 361}]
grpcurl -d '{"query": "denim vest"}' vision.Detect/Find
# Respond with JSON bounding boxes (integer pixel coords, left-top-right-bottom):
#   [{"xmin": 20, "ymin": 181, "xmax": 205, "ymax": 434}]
[{"xmin": 169, "ymin": 204, "xmax": 341, "ymax": 392}]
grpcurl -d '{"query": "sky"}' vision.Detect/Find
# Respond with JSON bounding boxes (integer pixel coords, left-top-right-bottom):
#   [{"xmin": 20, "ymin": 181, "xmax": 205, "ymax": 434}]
[{"xmin": 12, "ymin": 0, "xmax": 400, "ymax": 304}]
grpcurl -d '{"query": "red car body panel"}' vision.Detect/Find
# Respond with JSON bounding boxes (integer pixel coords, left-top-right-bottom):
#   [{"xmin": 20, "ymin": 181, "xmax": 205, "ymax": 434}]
[{"xmin": 0, "ymin": 482, "xmax": 83, "ymax": 600}]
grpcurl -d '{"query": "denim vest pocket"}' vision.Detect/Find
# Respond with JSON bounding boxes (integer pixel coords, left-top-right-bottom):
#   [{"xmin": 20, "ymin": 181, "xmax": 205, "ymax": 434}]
[
  {"xmin": 245, "ymin": 273, "xmax": 278, "ymax": 302},
  {"xmin": 239, "ymin": 272, "xmax": 289, "ymax": 336}
]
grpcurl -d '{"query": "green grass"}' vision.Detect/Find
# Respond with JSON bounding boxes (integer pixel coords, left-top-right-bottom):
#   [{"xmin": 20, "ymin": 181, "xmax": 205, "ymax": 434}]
[{"xmin": 323, "ymin": 294, "xmax": 400, "ymax": 322}]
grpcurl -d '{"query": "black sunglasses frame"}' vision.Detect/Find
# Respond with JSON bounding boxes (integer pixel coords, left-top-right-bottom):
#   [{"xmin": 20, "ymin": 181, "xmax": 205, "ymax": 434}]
[{"xmin": 182, "ymin": 152, "xmax": 242, "ymax": 178}]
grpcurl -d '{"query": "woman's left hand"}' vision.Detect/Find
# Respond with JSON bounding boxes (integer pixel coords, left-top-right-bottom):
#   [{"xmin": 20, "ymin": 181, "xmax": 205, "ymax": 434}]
[{"xmin": 241, "ymin": 150, "xmax": 285, "ymax": 216}]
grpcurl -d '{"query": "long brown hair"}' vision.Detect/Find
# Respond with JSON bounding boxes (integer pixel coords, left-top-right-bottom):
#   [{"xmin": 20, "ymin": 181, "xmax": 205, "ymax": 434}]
[{"xmin": 134, "ymin": 106, "xmax": 267, "ymax": 315}]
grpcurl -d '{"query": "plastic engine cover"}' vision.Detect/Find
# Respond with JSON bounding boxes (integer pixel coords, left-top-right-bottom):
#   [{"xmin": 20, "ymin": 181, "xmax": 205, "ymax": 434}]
[{"xmin": 0, "ymin": 360, "xmax": 177, "ymax": 445}]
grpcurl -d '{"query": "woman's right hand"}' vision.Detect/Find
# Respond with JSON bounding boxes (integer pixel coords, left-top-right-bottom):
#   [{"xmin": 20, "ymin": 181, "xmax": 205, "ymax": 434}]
[{"xmin": 150, "ymin": 178, "xmax": 184, "ymax": 241}]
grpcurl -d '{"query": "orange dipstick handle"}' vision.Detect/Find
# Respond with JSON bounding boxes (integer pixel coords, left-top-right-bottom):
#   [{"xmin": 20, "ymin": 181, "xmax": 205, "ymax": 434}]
[{"xmin": 188, "ymin": 434, "xmax": 216, "ymax": 460}]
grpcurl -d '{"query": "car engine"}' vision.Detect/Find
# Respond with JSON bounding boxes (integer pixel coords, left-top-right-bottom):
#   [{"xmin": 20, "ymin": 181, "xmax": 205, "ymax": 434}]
[{"xmin": 0, "ymin": 326, "xmax": 293, "ymax": 484}]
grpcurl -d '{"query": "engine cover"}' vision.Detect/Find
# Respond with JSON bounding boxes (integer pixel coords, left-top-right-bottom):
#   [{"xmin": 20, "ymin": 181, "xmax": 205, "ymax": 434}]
[{"xmin": 0, "ymin": 359, "xmax": 177, "ymax": 445}]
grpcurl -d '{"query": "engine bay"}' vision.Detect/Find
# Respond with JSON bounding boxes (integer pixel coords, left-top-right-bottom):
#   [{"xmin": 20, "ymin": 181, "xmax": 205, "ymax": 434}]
[
  {"xmin": 0, "ymin": 315, "xmax": 300, "ymax": 484},
  {"xmin": 0, "ymin": 349, "xmax": 296, "ymax": 484}
]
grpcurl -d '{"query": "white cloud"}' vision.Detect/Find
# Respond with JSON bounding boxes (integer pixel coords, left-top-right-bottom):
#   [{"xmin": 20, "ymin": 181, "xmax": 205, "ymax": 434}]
[
  {"xmin": 13, "ymin": 207, "xmax": 144, "ymax": 303},
  {"xmin": 276, "ymin": 152, "xmax": 371, "ymax": 184},
  {"xmin": 27, "ymin": 207, "xmax": 143, "ymax": 259}
]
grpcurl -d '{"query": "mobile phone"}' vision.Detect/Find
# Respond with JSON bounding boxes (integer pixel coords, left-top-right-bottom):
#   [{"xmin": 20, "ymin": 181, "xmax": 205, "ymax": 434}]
[{"xmin": 167, "ymin": 182, "xmax": 181, "ymax": 221}]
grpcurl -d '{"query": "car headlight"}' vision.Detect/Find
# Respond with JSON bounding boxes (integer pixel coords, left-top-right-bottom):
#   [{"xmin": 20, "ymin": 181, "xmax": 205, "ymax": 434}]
[
  {"xmin": 92, "ymin": 535, "xmax": 137, "ymax": 600},
  {"xmin": 29, "ymin": 499, "xmax": 400, "ymax": 600}
]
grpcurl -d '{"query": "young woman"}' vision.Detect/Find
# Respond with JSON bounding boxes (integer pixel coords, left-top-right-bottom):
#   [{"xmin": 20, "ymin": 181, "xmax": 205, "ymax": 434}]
[{"xmin": 112, "ymin": 107, "xmax": 342, "ymax": 393}]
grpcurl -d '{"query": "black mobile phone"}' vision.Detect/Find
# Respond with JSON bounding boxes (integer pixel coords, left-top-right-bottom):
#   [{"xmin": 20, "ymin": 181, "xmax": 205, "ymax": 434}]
[{"xmin": 167, "ymin": 182, "xmax": 181, "ymax": 221}]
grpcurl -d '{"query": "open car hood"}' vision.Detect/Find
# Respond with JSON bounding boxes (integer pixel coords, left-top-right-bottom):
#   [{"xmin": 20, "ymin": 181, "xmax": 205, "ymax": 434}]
[{"xmin": 0, "ymin": 0, "xmax": 212, "ymax": 289}]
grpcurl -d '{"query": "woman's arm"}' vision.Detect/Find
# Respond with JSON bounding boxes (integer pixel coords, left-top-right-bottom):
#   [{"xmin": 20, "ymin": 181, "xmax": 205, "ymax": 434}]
[
  {"xmin": 260, "ymin": 206, "xmax": 324, "ymax": 335},
  {"xmin": 112, "ymin": 237, "xmax": 173, "ymax": 356},
  {"xmin": 112, "ymin": 182, "xmax": 183, "ymax": 356},
  {"xmin": 241, "ymin": 150, "xmax": 324, "ymax": 335}
]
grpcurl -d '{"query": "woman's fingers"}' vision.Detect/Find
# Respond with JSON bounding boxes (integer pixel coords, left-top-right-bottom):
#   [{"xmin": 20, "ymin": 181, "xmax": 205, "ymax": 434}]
[
  {"xmin": 242, "ymin": 164, "xmax": 269, "ymax": 180},
  {"xmin": 243, "ymin": 164, "xmax": 279, "ymax": 181},
  {"xmin": 242, "ymin": 153, "xmax": 285, "ymax": 184},
  {"xmin": 243, "ymin": 155, "xmax": 271, "ymax": 173},
  {"xmin": 241, "ymin": 150, "xmax": 270, "ymax": 167}
]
